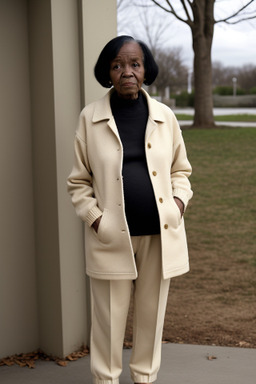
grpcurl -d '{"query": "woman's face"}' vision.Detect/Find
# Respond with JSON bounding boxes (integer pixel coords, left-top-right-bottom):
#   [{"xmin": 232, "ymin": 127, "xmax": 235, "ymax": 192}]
[{"xmin": 109, "ymin": 42, "xmax": 145, "ymax": 100}]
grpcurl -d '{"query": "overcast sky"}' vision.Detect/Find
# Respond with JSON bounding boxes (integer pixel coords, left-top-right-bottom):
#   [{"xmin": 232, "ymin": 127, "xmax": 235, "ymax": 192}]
[{"xmin": 117, "ymin": 0, "xmax": 256, "ymax": 69}]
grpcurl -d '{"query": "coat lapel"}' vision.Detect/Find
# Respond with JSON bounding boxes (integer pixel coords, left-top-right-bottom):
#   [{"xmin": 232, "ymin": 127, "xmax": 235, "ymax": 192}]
[
  {"xmin": 145, "ymin": 116, "xmax": 158, "ymax": 142},
  {"xmin": 92, "ymin": 89, "xmax": 120, "ymax": 138},
  {"xmin": 142, "ymin": 89, "xmax": 165, "ymax": 142},
  {"xmin": 92, "ymin": 88, "xmax": 166, "ymax": 141}
]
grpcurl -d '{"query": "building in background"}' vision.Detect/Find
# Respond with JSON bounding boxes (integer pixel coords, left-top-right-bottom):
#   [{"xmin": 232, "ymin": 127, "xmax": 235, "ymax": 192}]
[{"xmin": 0, "ymin": 0, "xmax": 117, "ymax": 359}]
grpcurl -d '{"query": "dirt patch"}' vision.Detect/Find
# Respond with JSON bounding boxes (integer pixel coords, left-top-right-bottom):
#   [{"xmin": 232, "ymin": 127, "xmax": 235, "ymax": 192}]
[{"xmin": 125, "ymin": 246, "xmax": 256, "ymax": 349}]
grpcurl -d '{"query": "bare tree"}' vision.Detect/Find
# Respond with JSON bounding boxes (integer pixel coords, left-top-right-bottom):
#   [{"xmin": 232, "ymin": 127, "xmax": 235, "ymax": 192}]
[
  {"xmin": 117, "ymin": 3, "xmax": 186, "ymax": 97},
  {"xmin": 154, "ymin": 47, "xmax": 188, "ymax": 95},
  {"xmin": 212, "ymin": 61, "xmax": 229, "ymax": 87},
  {"xmin": 135, "ymin": 9, "xmax": 169, "ymax": 55},
  {"xmin": 134, "ymin": 0, "xmax": 256, "ymax": 128},
  {"xmin": 117, "ymin": 0, "xmax": 138, "ymax": 35},
  {"xmin": 237, "ymin": 64, "xmax": 256, "ymax": 92},
  {"xmin": 117, "ymin": 2, "xmax": 173, "ymax": 55}
]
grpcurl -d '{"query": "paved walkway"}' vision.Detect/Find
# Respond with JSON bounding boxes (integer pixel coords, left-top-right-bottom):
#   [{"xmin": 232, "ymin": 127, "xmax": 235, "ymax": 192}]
[
  {"xmin": 173, "ymin": 107, "xmax": 256, "ymax": 116},
  {"xmin": 179, "ymin": 120, "xmax": 256, "ymax": 127},
  {"xmin": 174, "ymin": 107, "xmax": 256, "ymax": 127},
  {"xmin": 1, "ymin": 343, "xmax": 256, "ymax": 384}
]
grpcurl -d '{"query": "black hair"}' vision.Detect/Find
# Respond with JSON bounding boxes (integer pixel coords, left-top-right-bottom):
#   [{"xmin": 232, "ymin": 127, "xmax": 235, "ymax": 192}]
[{"xmin": 94, "ymin": 35, "xmax": 158, "ymax": 88}]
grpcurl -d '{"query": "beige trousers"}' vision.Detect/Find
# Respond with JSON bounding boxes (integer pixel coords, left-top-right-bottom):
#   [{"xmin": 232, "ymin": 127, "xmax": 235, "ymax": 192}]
[{"xmin": 90, "ymin": 234, "xmax": 170, "ymax": 384}]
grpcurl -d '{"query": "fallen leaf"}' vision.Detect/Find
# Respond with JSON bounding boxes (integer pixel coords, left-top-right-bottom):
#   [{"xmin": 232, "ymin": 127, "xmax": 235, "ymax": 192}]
[
  {"xmin": 56, "ymin": 360, "xmax": 68, "ymax": 367},
  {"xmin": 26, "ymin": 360, "xmax": 35, "ymax": 369},
  {"xmin": 238, "ymin": 341, "xmax": 251, "ymax": 348},
  {"xmin": 0, "ymin": 345, "xmax": 90, "ymax": 368},
  {"xmin": 207, "ymin": 355, "xmax": 217, "ymax": 360},
  {"xmin": 2, "ymin": 359, "xmax": 15, "ymax": 366},
  {"xmin": 15, "ymin": 359, "xmax": 27, "ymax": 368},
  {"xmin": 66, "ymin": 355, "xmax": 78, "ymax": 361}
]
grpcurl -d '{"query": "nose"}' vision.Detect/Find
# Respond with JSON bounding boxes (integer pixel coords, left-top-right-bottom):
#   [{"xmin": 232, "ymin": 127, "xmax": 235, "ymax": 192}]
[{"xmin": 122, "ymin": 64, "xmax": 133, "ymax": 77}]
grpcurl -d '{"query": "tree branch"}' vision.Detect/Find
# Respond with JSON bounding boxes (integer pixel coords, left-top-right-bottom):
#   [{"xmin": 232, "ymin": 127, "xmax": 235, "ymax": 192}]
[
  {"xmin": 150, "ymin": 0, "xmax": 190, "ymax": 24},
  {"xmin": 215, "ymin": 0, "xmax": 256, "ymax": 24},
  {"xmin": 151, "ymin": 0, "xmax": 172, "ymax": 13},
  {"xmin": 180, "ymin": 0, "xmax": 193, "ymax": 23},
  {"xmin": 222, "ymin": 15, "xmax": 256, "ymax": 24},
  {"xmin": 137, "ymin": 8, "xmax": 170, "ymax": 52}
]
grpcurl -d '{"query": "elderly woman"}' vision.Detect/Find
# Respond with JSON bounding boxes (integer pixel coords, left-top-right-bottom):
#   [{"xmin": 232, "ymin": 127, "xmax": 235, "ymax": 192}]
[{"xmin": 67, "ymin": 35, "xmax": 193, "ymax": 384}]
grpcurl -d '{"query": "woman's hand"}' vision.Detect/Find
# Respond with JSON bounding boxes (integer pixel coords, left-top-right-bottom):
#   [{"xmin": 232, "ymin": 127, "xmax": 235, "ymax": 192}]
[
  {"xmin": 92, "ymin": 216, "xmax": 102, "ymax": 233},
  {"xmin": 174, "ymin": 197, "xmax": 184, "ymax": 217}
]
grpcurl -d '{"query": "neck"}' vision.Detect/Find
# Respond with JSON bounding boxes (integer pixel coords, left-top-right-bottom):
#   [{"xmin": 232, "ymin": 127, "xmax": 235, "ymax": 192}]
[{"xmin": 116, "ymin": 92, "xmax": 139, "ymax": 100}]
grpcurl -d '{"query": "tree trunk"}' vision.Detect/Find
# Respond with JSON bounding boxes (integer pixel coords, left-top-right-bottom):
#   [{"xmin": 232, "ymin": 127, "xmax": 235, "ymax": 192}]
[{"xmin": 191, "ymin": 0, "xmax": 215, "ymax": 128}]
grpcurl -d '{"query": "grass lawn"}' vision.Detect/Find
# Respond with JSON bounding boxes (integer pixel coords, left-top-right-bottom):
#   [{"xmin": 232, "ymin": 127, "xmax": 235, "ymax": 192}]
[
  {"xmin": 164, "ymin": 127, "xmax": 256, "ymax": 347},
  {"xmin": 184, "ymin": 127, "xmax": 256, "ymax": 265},
  {"xmin": 175, "ymin": 113, "xmax": 256, "ymax": 122},
  {"xmin": 125, "ymin": 127, "xmax": 256, "ymax": 348}
]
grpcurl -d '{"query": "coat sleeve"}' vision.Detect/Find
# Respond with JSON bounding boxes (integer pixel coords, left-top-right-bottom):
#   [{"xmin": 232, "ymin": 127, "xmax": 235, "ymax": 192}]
[
  {"xmin": 67, "ymin": 114, "xmax": 103, "ymax": 226},
  {"xmin": 171, "ymin": 117, "xmax": 193, "ymax": 211}
]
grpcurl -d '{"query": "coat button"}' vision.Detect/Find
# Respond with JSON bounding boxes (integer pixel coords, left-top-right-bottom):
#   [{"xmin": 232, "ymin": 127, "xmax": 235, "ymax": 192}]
[
  {"xmin": 164, "ymin": 224, "xmax": 168, "ymax": 229},
  {"xmin": 152, "ymin": 171, "xmax": 157, "ymax": 176},
  {"xmin": 159, "ymin": 198, "xmax": 163, "ymax": 203},
  {"xmin": 147, "ymin": 143, "xmax": 152, "ymax": 149}
]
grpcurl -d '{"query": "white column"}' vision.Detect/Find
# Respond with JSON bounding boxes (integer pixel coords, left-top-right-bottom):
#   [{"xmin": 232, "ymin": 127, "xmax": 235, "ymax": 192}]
[
  {"xmin": 30, "ymin": 0, "xmax": 117, "ymax": 357},
  {"xmin": 80, "ymin": 0, "xmax": 117, "ymax": 105}
]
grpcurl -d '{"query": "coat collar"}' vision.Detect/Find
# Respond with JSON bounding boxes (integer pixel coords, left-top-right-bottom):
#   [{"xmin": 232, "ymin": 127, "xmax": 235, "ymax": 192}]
[{"xmin": 92, "ymin": 88, "xmax": 166, "ymax": 124}]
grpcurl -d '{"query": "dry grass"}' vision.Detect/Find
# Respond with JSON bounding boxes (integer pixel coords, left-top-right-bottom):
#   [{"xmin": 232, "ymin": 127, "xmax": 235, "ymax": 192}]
[{"xmin": 125, "ymin": 127, "xmax": 256, "ymax": 348}]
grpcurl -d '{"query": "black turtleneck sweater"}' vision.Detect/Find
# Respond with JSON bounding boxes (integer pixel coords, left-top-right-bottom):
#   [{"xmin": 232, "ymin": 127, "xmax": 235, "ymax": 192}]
[{"xmin": 110, "ymin": 91, "xmax": 160, "ymax": 236}]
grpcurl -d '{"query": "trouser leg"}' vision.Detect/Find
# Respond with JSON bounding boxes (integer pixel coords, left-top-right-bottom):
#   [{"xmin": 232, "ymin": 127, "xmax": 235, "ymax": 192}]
[
  {"xmin": 130, "ymin": 235, "xmax": 171, "ymax": 384},
  {"xmin": 90, "ymin": 278, "xmax": 132, "ymax": 384}
]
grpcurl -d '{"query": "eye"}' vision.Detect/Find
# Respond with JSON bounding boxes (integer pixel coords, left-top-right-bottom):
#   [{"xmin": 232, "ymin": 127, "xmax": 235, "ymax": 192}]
[
  {"xmin": 112, "ymin": 63, "xmax": 120, "ymax": 70},
  {"xmin": 133, "ymin": 62, "xmax": 140, "ymax": 67}
]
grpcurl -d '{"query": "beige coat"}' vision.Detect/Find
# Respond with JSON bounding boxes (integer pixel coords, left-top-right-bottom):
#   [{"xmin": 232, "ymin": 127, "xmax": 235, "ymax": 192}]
[{"xmin": 67, "ymin": 89, "xmax": 193, "ymax": 280}]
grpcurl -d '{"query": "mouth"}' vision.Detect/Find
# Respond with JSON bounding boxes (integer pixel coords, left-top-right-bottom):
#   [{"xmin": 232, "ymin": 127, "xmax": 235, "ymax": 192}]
[{"xmin": 122, "ymin": 82, "xmax": 136, "ymax": 87}]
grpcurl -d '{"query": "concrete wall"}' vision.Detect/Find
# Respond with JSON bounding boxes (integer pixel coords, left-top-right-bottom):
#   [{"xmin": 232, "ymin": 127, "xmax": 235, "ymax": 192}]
[
  {"xmin": 0, "ymin": 0, "xmax": 117, "ymax": 359},
  {"xmin": 0, "ymin": 0, "xmax": 39, "ymax": 358},
  {"xmin": 213, "ymin": 95, "xmax": 256, "ymax": 107}
]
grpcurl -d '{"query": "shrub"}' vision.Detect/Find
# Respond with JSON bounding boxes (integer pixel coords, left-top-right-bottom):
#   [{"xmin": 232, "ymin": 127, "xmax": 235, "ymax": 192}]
[
  {"xmin": 171, "ymin": 91, "xmax": 194, "ymax": 107},
  {"xmin": 250, "ymin": 87, "xmax": 256, "ymax": 95},
  {"xmin": 213, "ymin": 86, "xmax": 246, "ymax": 96}
]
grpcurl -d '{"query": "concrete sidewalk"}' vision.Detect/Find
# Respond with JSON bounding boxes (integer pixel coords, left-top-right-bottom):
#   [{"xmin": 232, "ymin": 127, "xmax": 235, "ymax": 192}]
[
  {"xmin": 1, "ymin": 343, "xmax": 256, "ymax": 384},
  {"xmin": 179, "ymin": 120, "xmax": 256, "ymax": 127}
]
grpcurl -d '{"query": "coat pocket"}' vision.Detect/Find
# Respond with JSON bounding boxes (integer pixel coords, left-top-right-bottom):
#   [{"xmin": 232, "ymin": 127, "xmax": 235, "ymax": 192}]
[
  {"xmin": 168, "ymin": 198, "xmax": 183, "ymax": 228},
  {"xmin": 94, "ymin": 208, "xmax": 112, "ymax": 244}
]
